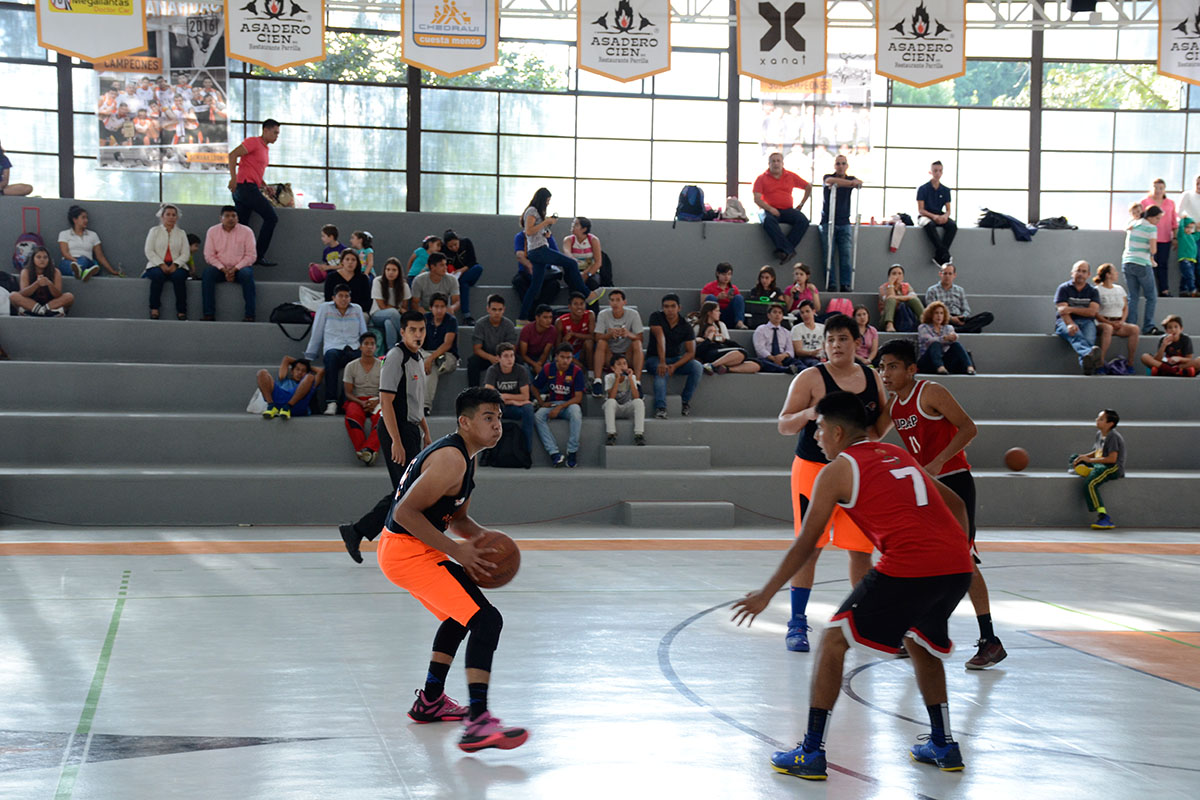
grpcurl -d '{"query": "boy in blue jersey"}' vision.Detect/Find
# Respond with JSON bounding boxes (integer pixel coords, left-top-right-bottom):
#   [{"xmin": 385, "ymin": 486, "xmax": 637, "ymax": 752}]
[{"xmin": 533, "ymin": 343, "xmax": 585, "ymax": 467}]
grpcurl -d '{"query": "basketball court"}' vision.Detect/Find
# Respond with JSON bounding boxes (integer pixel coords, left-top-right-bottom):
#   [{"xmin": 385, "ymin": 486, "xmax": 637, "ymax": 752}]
[{"xmin": 2, "ymin": 523, "xmax": 1196, "ymax": 799}]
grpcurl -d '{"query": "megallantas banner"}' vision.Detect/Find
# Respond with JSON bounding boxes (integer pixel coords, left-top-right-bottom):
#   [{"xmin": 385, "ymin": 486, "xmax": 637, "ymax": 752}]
[
  {"xmin": 577, "ymin": 0, "xmax": 670, "ymax": 82},
  {"xmin": 875, "ymin": 0, "xmax": 965, "ymax": 88},
  {"xmin": 402, "ymin": 0, "xmax": 499, "ymax": 77},
  {"xmin": 226, "ymin": 0, "xmax": 326, "ymax": 71},
  {"xmin": 1159, "ymin": 0, "xmax": 1200, "ymax": 86},
  {"xmin": 736, "ymin": 0, "xmax": 827, "ymax": 86},
  {"xmin": 37, "ymin": 0, "xmax": 148, "ymax": 62}
]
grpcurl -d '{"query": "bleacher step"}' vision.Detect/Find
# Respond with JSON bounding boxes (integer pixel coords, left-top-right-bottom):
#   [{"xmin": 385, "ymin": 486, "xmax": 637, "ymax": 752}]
[
  {"xmin": 622, "ymin": 501, "xmax": 734, "ymax": 528},
  {"xmin": 604, "ymin": 445, "xmax": 710, "ymax": 470}
]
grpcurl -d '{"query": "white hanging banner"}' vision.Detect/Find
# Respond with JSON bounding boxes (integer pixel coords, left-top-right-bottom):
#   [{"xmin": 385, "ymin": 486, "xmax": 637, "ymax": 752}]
[
  {"xmin": 577, "ymin": 0, "xmax": 670, "ymax": 83},
  {"xmin": 226, "ymin": 0, "xmax": 325, "ymax": 72},
  {"xmin": 875, "ymin": 0, "xmax": 965, "ymax": 88},
  {"xmin": 1159, "ymin": 0, "xmax": 1200, "ymax": 86},
  {"xmin": 402, "ymin": 0, "xmax": 499, "ymax": 78},
  {"xmin": 37, "ymin": 0, "xmax": 148, "ymax": 62},
  {"xmin": 736, "ymin": 0, "xmax": 826, "ymax": 86}
]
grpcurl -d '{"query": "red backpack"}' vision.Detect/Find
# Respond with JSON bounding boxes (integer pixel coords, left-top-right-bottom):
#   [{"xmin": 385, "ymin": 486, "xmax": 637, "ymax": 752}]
[
  {"xmin": 12, "ymin": 206, "xmax": 43, "ymax": 272},
  {"xmin": 825, "ymin": 297, "xmax": 854, "ymax": 317}
]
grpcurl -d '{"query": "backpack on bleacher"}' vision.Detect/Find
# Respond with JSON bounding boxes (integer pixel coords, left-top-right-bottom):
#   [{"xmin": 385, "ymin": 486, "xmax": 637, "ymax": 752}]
[
  {"xmin": 673, "ymin": 185, "xmax": 705, "ymax": 227},
  {"xmin": 12, "ymin": 207, "xmax": 43, "ymax": 272}
]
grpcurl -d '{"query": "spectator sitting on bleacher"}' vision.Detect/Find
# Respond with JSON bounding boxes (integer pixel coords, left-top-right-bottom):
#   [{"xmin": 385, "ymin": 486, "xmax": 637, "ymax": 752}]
[
  {"xmin": 878, "ymin": 264, "xmax": 925, "ymax": 332},
  {"xmin": 563, "ymin": 216, "xmax": 610, "ymax": 297},
  {"xmin": 754, "ymin": 302, "xmax": 800, "ymax": 374},
  {"xmin": 917, "ymin": 302, "xmax": 976, "ymax": 375},
  {"xmin": 0, "ymin": 140, "xmax": 33, "ymax": 196},
  {"xmin": 342, "ymin": 332, "xmax": 383, "ymax": 465},
  {"xmin": 350, "ymin": 230, "xmax": 374, "ymax": 277},
  {"xmin": 257, "ymin": 356, "xmax": 321, "ymax": 419},
  {"xmin": 305, "ymin": 284, "xmax": 367, "ymax": 414},
  {"xmin": 185, "ymin": 234, "xmax": 202, "ymax": 279},
  {"xmin": 853, "ymin": 305, "xmax": 879, "ymax": 366},
  {"xmin": 370, "ymin": 257, "xmax": 411, "ymax": 351},
  {"xmin": 143, "ymin": 203, "xmax": 189, "ymax": 320},
  {"xmin": 410, "ymin": 252, "xmax": 460, "ymax": 315},
  {"xmin": 647, "ymin": 293, "xmax": 703, "ymax": 419},
  {"xmin": 1054, "ymin": 260, "xmax": 1104, "ymax": 375},
  {"xmin": 603, "ymin": 353, "xmax": 645, "ymax": 447},
  {"xmin": 700, "ymin": 262, "xmax": 748, "ymax": 330},
  {"xmin": 790, "ymin": 300, "xmax": 825, "ymax": 369},
  {"xmin": 58, "ymin": 205, "xmax": 121, "ymax": 281},
  {"xmin": 405, "ymin": 235, "xmax": 442, "ymax": 284},
  {"xmin": 308, "ymin": 224, "xmax": 347, "ymax": 283},
  {"xmin": 421, "ymin": 293, "xmax": 459, "ymax": 415},
  {"xmin": 513, "ymin": 230, "xmax": 561, "ymax": 320},
  {"xmin": 533, "ymin": 343, "xmax": 585, "ymax": 468},
  {"xmin": 694, "ymin": 301, "xmax": 759, "ymax": 375},
  {"xmin": 201, "ymin": 205, "xmax": 257, "ymax": 322},
  {"xmin": 924, "ymin": 263, "xmax": 993, "ymax": 334},
  {"xmin": 746, "ymin": 265, "xmax": 785, "ymax": 326},
  {"xmin": 323, "ymin": 249, "xmax": 371, "ymax": 313},
  {"xmin": 10, "ymin": 247, "xmax": 74, "ymax": 317},
  {"xmin": 442, "ymin": 229, "xmax": 484, "ymax": 325},
  {"xmin": 593, "ymin": 289, "xmax": 645, "ymax": 393},
  {"xmin": 1092, "ymin": 262, "xmax": 1139, "ymax": 367},
  {"xmin": 1140, "ymin": 314, "xmax": 1196, "ymax": 376},
  {"xmin": 468, "ymin": 294, "xmax": 518, "ymax": 386},
  {"xmin": 484, "ymin": 342, "xmax": 535, "ymax": 453},
  {"xmin": 557, "ymin": 291, "xmax": 596, "ymax": 380},
  {"xmin": 519, "ymin": 304, "xmax": 559, "ymax": 379},
  {"xmin": 783, "ymin": 262, "xmax": 820, "ymax": 316}
]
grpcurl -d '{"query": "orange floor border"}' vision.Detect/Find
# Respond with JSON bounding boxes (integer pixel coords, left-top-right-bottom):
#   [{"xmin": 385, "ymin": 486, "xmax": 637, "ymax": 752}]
[
  {"xmin": 1030, "ymin": 630, "xmax": 1200, "ymax": 690},
  {"xmin": 1, "ymin": 539, "xmax": 1198, "ymax": 556}
]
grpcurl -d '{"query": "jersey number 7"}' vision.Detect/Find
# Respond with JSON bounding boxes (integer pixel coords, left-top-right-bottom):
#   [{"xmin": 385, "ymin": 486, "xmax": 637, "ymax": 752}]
[{"xmin": 889, "ymin": 466, "xmax": 929, "ymax": 507}]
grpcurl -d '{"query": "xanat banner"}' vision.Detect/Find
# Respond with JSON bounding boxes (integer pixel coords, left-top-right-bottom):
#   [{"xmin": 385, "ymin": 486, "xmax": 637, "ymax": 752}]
[
  {"xmin": 736, "ymin": 0, "xmax": 827, "ymax": 86},
  {"xmin": 577, "ymin": 0, "xmax": 670, "ymax": 82},
  {"xmin": 37, "ymin": 0, "xmax": 148, "ymax": 62},
  {"xmin": 402, "ymin": 0, "xmax": 499, "ymax": 77}
]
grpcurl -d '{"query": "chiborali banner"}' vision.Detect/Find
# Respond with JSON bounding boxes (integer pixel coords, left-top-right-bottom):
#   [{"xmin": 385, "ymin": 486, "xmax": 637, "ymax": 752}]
[
  {"xmin": 226, "ymin": 0, "xmax": 326, "ymax": 72},
  {"xmin": 37, "ymin": 0, "xmax": 148, "ymax": 62},
  {"xmin": 736, "ymin": 0, "xmax": 826, "ymax": 86},
  {"xmin": 876, "ymin": 0, "xmax": 965, "ymax": 88},
  {"xmin": 577, "ymin": 0, "xmax": 670, "ymax": 82},
  {"xmin": 402, "ymin": 0, "xmax": 499, "ymax": 77}
]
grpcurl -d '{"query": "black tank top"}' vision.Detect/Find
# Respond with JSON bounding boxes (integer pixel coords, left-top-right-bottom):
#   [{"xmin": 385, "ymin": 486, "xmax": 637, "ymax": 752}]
[
  {"xmin": 795, "ymin": 363, "xmax": 882, "ymax": 463},
  {"xmin": 384, "ymin": 433, "xmax": 476, "ymax": 536}
]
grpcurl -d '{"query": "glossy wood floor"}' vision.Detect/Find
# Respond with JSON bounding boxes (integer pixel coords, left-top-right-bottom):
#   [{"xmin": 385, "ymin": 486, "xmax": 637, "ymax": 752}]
[{"xmin": 2, "ymin": 525, "xmax": 1197, "ymax": 800}]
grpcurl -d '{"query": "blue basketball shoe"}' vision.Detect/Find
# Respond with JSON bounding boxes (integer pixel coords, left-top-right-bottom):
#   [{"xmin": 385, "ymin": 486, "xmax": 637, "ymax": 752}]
[
  {"xmin": 910, "ymin": 736, "xmax": 964, "ymax": 771},
  {"xmin": 785, "ymin": 615, "xmax": 810, "ymax": 652},
  {"xmin": 770, "ymin": 743, "xmax": 827, "ymax": 780}
]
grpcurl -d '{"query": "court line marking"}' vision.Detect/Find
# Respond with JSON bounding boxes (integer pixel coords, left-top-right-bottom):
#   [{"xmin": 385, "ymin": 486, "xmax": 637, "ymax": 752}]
[
  {"xmin": 1024, "ymin": 632, "xmax": 1200, "ymax": 694},
  {"xmin": 53, "ymin": 569, "xmax": 130, "ymax": 800},
  {"xmin": 998, "ymin": 589, "xmax": 1200, "ymax": 649}
]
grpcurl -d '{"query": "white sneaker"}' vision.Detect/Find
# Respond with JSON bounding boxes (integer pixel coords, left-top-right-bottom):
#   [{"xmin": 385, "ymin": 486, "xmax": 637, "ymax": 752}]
[{"xmin": 325, "ymin": 401, "xmax": 338, "ymax": 415}]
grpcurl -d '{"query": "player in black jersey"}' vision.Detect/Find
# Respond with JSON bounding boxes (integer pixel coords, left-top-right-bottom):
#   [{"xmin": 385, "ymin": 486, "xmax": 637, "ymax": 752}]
[{"xmin": 375, "ymin": 387, "xmax": 529, "ymax": 752}]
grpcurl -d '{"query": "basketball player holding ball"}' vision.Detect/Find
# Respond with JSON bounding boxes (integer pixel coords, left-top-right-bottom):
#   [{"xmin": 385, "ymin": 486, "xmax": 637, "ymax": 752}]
[
  {"xmin": 877, "ymin": 339, "xmax": 1007, "ymax": 670},
  {"xmin": 376, "ymin": 386, "xmax": 529, "ymax": 752}
]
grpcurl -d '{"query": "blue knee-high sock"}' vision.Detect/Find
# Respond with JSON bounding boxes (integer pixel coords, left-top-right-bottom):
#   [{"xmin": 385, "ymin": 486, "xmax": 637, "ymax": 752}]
[{"xmin": 790, "ymin": 587, "xmax": 811, "ymax": 622}]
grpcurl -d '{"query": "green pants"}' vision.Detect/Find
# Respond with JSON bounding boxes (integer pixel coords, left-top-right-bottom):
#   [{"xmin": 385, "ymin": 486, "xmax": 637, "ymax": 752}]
[
  {"xmin": 1082, "ymin": 464, "xmax": 1121, "ymax": 513},
  {"xmin": 882, "ymin": 296, "xmax": 925, "ymax": 325}
]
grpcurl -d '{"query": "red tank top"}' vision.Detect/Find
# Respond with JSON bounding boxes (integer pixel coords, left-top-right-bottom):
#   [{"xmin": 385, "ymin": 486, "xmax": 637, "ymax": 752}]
[
  {"xmin": 887, "ymin": 380, "xmax": 970, "ymax": 476},
  {"xmin": 837, "ymin": 441, "xmax": 973, "ymax": 577}
]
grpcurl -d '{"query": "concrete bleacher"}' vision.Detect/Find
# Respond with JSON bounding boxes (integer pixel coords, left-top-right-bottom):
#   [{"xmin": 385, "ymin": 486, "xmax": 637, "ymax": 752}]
[{"xmin": 2, "ymin": 197, "xmax": 1196, "ymax": 530}]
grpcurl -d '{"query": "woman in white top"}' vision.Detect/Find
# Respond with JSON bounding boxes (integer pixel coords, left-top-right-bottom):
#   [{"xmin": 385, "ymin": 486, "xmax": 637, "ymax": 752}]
[
  {"xmin": 516, "ymin": 187, "xmax": 588, "ymax": 324},
  {"xmin": 370, "ymin": 257, "xmax": 412, "ymax": 350},
  {"xmin": 693, "ymin": 301, "xmax": 759, "ymax": 375},
  {"xmin": 1093, "ymin": 262, "xmax": 1139, "ymax": 365},
  {"xmin": 143, "ymin": 203, "xmax": 190, "ymax": 319},
  {"xmin": 563, "ymin": 216, "xmax": 607, "ymax": 292},
  {"xmin": 58, "ymin": 205, "xmax": 121, "ymax": 281}
]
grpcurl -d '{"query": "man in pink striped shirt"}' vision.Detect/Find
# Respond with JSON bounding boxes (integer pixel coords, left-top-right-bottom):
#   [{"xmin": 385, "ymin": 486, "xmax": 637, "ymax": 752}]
[{"xmin": 202, "ymin": 206, "xmax": 258, "ymax": 321}]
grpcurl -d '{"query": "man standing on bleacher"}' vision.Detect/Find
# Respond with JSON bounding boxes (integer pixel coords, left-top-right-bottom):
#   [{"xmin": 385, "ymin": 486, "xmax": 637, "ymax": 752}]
[{"xmin": 227, "ymin": 119, "xmax": 280, "ymax": 267}]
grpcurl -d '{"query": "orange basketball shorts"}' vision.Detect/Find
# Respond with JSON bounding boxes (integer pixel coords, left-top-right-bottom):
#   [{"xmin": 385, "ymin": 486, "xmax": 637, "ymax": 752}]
[
  {"xmin": 791, "ymin": 456, "xmax": 873, "ymax": 553},
  {"xmin": 377, "ymin": 531, "xmax": 483, "ymax": 626}
]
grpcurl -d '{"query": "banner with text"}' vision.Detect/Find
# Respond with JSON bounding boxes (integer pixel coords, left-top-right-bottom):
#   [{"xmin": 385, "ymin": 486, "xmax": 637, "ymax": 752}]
[
  {"xmin": 736, "ymin": 0, "xmax": 826, "ymax": 86},
  {"xmin": 97, "ymin": 7, "xmax": 230, "ymax": 173},
  {"xmin": 577, "ymin": 0, "xmax": 670, "ymax": 82},
  {"xmin": 37, "ymin": 0, "xmax": 148, "ymax": 62},
  {"xmin": 402, "ymin": 0, "xmax": 498, "ymax": 77},
  {"xmin": 1159, "ymin": 0, "xmax": 1200, "ymax": 86},
  {"xmin": 226, "ymin": 0, "xmax": 325, "ymax": 71},
  {"xmin": 875, "ymin": 0, "xmax": 965, "ymax": 88}
]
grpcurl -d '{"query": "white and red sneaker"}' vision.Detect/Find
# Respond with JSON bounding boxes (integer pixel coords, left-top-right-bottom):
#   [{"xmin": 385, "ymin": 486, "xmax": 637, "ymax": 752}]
[
  {"xmin": 457, "ymin": 712, "xmax": 529, "ymax": 752},
  {"xmin": 407, "ymin": 689, "xmax": 468, "ymax": 723}
]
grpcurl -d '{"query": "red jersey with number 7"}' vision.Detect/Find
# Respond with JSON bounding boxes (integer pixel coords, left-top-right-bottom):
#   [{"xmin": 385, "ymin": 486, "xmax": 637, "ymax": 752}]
[
  {"xmin": 887, "ymin": 379, "xmax": 971, "ymax": 477},
  {"xmin": 836, "ymin": 441, "xmax": 972, "ymax": 578}
]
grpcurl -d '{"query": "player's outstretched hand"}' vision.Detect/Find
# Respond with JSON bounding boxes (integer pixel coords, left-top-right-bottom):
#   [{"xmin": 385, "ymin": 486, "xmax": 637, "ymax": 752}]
[
  {"xmin": 457, "ymin": 537, "xmax": 497, "ymax": 584},
  {"xmin": 731, "ymin": 590, "xmax": 771, "ymax": 627}
]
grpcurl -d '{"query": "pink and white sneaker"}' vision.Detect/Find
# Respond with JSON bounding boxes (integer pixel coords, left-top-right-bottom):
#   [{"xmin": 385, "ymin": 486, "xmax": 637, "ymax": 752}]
[
  {"xmin": 457, "ymin": 712, "xmax": 529, "ymax": 752},
  {"xmin": 407, "ymin": 689, "xmax": 469, "ymax": 723}
]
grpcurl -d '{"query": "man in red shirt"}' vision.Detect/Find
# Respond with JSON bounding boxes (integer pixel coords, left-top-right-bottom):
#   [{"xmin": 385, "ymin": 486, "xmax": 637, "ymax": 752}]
[
  {"xmin": 227, "ymin": 118, "xmax": 280, "ymax": 267},
  {"xmin": 752, "ymin": 152, "xmax": 812, "ymax": 265},
  {"xmin": 734, "ymin": 391, "xmax": 974, "ymax": 781}
]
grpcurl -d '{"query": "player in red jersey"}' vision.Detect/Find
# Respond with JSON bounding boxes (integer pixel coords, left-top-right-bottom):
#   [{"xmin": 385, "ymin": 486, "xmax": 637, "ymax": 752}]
[
  {"xmin": 878, "ymin": 338, "xmax": 1007, "ymax": 670},
  {"xmin": 733, "ymin": 391, "xmax": 974, "ymax": 781}
]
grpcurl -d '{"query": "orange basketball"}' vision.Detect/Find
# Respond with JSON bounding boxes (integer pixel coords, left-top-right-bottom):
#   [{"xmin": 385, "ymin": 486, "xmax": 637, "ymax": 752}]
[
  {"xmin": 473, "ymin": 531, "xmax": 520, "ymax": 589},
  {"xmin": 1004, "ymin": 447, "xmax": 1029, "ymax": 472}
]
